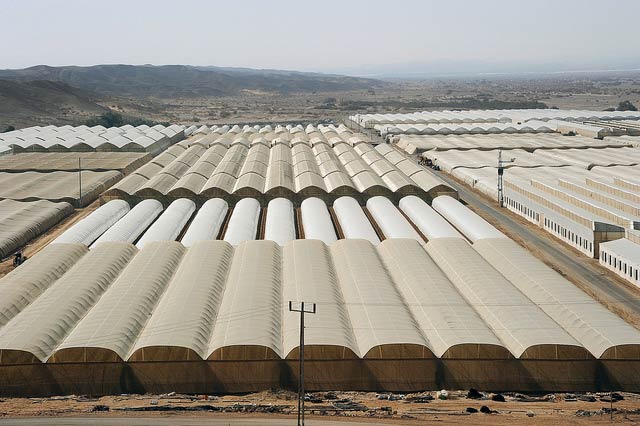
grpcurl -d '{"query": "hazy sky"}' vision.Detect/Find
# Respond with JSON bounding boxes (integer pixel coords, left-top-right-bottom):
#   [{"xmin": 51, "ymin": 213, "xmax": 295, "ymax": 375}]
[{"xmin": 2, "ymin": 0, "xmax": 640, "ymax": 73}]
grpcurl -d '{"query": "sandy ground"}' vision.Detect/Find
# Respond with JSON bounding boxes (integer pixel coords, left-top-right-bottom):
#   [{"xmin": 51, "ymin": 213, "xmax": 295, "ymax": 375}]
[
  {"xmin": 1, "ymin": 390, "xmax": 639, "ymax": 425},
  {"xmin": 109, "ymin": 73, "xmax": 640, "ymax": 128}
]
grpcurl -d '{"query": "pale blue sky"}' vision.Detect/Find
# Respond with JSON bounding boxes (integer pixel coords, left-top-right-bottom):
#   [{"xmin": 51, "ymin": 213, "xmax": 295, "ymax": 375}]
[{"xmin": 2, "ymin": 0, "xmax": 639, "ymax": 74}]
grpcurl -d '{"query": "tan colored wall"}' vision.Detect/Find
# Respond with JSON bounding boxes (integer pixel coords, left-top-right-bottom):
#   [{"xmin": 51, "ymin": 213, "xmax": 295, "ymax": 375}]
[{"xmin": 0, "ymin": 359, "xmax": 637, "ymax": 397}]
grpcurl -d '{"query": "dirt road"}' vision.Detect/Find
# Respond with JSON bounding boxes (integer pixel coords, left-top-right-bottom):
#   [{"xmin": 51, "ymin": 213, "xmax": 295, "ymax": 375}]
[
  {"xmin": 0, "ymin": 201, "xmax": 100, "ymax": 278},
  {"xmin": 0, "ymin": 418, "xmax": 396, "ymax": 426},
  {"xmin": 0, "ymin": 390, "xmax": 638, "ymax": 425}
]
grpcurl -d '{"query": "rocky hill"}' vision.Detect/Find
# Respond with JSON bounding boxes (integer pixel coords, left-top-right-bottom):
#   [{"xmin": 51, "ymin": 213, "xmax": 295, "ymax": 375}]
[
  {"xmin": 0, "ymin": 79, "xmax": 107, "ymax": 129},
  {"xmin": 0, "ymin": 64, "xmax": 384, "ymax": 98}
]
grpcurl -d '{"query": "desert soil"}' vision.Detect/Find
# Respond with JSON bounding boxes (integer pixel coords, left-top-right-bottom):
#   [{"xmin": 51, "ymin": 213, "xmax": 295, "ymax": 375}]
[{"xmin": 0, "ymin": 390, "xmax": 639, "ymax": 425}]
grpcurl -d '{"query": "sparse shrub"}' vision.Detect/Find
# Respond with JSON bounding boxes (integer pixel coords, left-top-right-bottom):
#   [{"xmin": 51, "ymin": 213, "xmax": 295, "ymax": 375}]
[
  {"xmin": 617, "ymin": 100, "xmax": 638, "ymax": 111},
  {"xmin": 84, "ymin": 109, "xmax": 163, "ymax": 127}
]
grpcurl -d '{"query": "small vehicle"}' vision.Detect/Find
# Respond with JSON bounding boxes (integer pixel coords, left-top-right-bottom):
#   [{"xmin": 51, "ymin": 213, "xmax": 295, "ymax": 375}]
[{"xmin": 12, "ymin": 252, "xmax": 27, "ymax": 267}]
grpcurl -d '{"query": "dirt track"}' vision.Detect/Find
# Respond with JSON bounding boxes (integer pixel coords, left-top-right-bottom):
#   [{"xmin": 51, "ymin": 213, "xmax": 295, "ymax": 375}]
[
  {"xmin": 0, "ymin": 390, "xmax": 639, "ymax": 425},
  {"xmin": 0, "ymin": 200, "xmax": 100, "ymax": 278}
]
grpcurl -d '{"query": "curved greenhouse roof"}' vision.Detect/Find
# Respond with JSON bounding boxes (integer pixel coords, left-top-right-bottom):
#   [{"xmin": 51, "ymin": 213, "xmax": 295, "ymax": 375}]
[
  {"xmin": 180, "ymin": 199, "xmax": 228, "ymax": 247},
  {"xmin": 264, "ymin": 198, "xmax": 296, "ymax": 246},
  {"xmin": 54, "ymin": 200, "xmax": 130, "ymax": 246},
  {"xmin": 136, "ymin": 199, "xmax": 195, "ymax": 249},
  {"xmin": 333, "ymin": 196, "xmax": 380, "ymax": 244},
  {"xmin": 399, "ymin": 195, "xmax": 463, "ymax": 239},
  {"xmin": 366, "ymin": 196, "xmax": 422, "ymax": 241},
  {"xmin": 300, "ymin": 197, "xmax": 337, "ymax": 244},
  {"xmin": 425, "ymin": 238, "xmax": 588, "ymax": 359},
  {"xmin": 92, "ymin": 199, "xmax": 163, "ymax": 246},
  {"xmin": 223, "ymin": 198, "xmax": 261, "ymax": 246},
  {"xmin": 432, "ymin": 195, "xmax": 507, "ymax": 242}
]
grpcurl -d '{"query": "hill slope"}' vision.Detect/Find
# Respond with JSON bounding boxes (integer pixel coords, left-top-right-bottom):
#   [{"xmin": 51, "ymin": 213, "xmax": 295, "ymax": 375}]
[
  {"xmin": 0, "ymin": 64, "xmax": 384, "ymax": 98},
  {"xmin": 0, "ymin": 79, "xmax": 107, "ymax": 129}
]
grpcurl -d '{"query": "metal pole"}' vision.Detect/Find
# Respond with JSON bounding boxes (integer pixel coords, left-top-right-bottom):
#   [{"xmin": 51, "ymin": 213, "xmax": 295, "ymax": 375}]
[
  {"xmin": 300, "ymin": 303, "xmax": 305, "ymax": 426},
  {"xmin": 289, "ymin": 301, "xmax": 316, "ymax": 426},
  {"xmin": 78, "ymin": 157, "xmax": 82, "ymax": 208},
  {"xmin": 497, "ymin": 150, "xmax": 503, "ymax": 207},
  {"xmin": 497, "ymin": 150, "xmax": 515, "ymax": 208}
]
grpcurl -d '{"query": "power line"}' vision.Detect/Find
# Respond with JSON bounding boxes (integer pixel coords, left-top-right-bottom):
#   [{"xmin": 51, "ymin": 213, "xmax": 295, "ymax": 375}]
[{"xmin": 289, "ymin": 300, "xmax": 316, "ymax": 426}]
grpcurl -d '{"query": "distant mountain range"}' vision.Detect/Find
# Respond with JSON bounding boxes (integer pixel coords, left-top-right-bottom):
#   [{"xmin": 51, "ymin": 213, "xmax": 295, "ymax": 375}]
[
  {"xmin": 0, "ymin": 64, "xmax": 384, "ymax": 98},
  {"xmin": 327, "ymin": 58, "xmax": 640, "ymax": 79}
]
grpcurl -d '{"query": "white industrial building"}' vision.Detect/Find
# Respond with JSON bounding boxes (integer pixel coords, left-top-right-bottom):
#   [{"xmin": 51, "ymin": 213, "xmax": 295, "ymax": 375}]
[{"xmin": 600, "ymin": 230, "xmax": 640, "ymax": 287}]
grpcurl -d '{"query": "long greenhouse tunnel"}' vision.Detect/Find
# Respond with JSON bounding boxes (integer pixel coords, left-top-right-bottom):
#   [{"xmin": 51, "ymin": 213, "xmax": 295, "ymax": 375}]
[
  {"xmin": 2, "ymin": 195, "xmax": 640, "ymax": 395},
  {"xmin": 2, "ymin": 120, "xmax": 640, "ymax": 397}
]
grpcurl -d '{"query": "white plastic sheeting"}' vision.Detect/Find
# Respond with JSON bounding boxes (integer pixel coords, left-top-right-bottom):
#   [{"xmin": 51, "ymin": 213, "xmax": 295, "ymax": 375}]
[
  {"xmin": 4, "ymin": 238, "xmax": 640, "ymax": 369},
  {"xmin": 378, "ymin": 239, "xmax": 507, "ymax": 358},
  {"xmin": 0, "ymin": 242, "xmax": 137, "ymax": 362},
  {"xmin": 264, "ymin": 198, "xmax": 296, "ymax": 246},
  {"xmin": 425, "ymin": 238, "xmax": 584, "ymax": 358},
  {"xmin": 432, "ymin": 195, "xmax": 507, "ymax": 242},
  {"xmin": 376, "ymin": 121, "xmax": 555, "ymax": 136},
  {"xmin": 366, "ymin": 196, "xmax": 422, "ymax": 241},
  {"xmin": 399, "ymin": 196, "xmax": 463, "ymax": 240},
  {"xmin": 92, "ymin": 200, "xmax": 164, "ymax": 246},
  {"xmin": 129, "ymin": 240, "xmax": 233, "ymax": 360},
  {"xmin": 0, "ymin": 124, "xmax": 180, "ymax": 153},
  {"xmin": 475, "ymin": 238, "xmax": 640, "ymax": 358},
  {"xmin": 136, "ymin": 199, "xmax": 195, "ymax": 249},
  {"xmin": 223, "ymin": 198, "xmax": 261, "ymax": 246},
  {"xmin": 350, "ymin": 109, "xmax": 640, "ymax": 127},
  {"xmin": 0, "ymin": 199, "xmax": 74, "ymax": 258},
  {"xmin": 180, "ymin": 199, "xmax": 229, "ymax": 247},
  {"xmin": 333, "ymin": 196, "xmax": 380, "ymax": 244},
  {"xmin": 54, "ymin": 200, "xmax": 130, "ymax": 246},
  {"xmin": 281, "ymin": 239, "xmax": 358, "ymax": 357},
  {"xmin": 208, "ymin": 241, "xmax": 282, "ymax": 357},
  {"xmin": 300, "ymin": 197, "xmax": 337, "ymax": 244},
  {"xmin": 330, "ymin": 240, "xmax": 428, "ymax": 356},
  {"xmin": 102, "ymin": 124, "xmax": 456, "ymax": 200}
]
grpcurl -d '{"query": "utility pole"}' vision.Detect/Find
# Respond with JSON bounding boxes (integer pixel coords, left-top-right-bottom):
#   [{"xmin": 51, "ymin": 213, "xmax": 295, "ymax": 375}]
[
  {"xmin": 497, "ymin": 150, "xmax": 515, "ymax": 208},
  {"xmin": 288, "ymin": 301, "xmax": 316, "ymax": 426},
  {"xmin": 78, "ymin": 157, "xmax": 82, "ymax": 208}
]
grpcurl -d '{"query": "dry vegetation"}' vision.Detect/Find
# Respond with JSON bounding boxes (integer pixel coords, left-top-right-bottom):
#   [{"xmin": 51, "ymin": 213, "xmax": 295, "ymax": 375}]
[
  {"xmin": 1, "ymin": 389, "xmax": 639, "ymax": 425},
  {"xmin": 3, "ymin": 71, "xmax": 640, "ymax": 130},
  {"xmin": 118, "ymin": 72, "xmax": 640, "ymax": 126}
]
